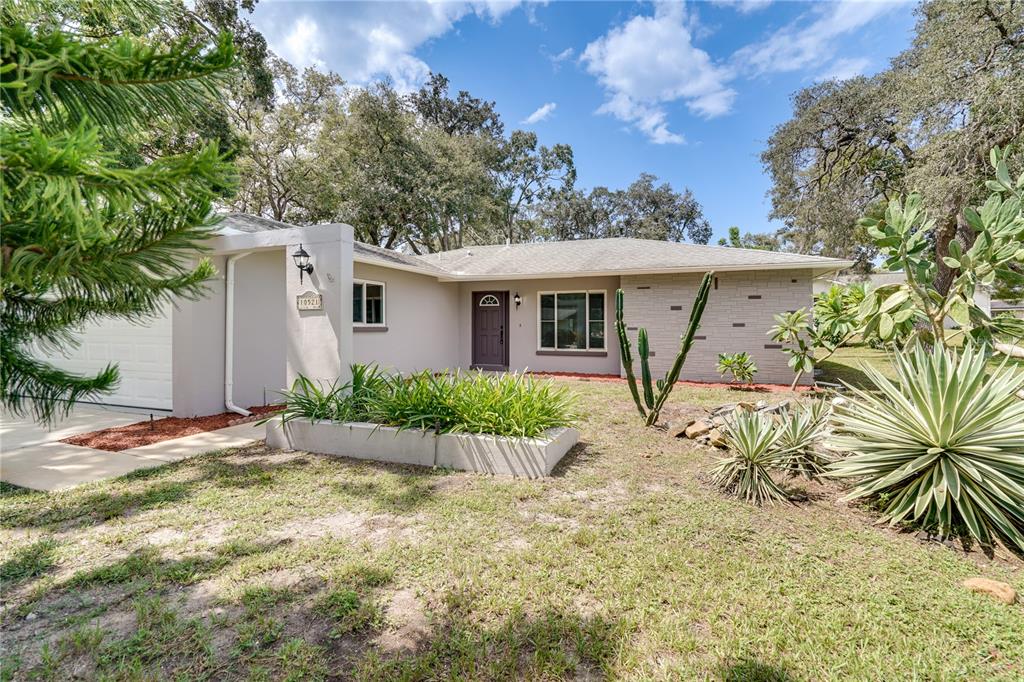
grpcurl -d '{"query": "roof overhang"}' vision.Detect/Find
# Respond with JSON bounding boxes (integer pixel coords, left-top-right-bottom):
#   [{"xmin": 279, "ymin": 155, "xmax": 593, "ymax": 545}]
[
  {"xmin": 206, "ymin": 224, "xmax": 348, "ymax": 255},
  {"xmin": 425, "ymin": 260, "xmax": 856, "ymax": 282}
]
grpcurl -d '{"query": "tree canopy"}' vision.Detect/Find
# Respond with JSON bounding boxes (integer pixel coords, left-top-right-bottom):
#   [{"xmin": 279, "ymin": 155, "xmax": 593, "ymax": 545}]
[
  {"xmin": 762, "ymin": 0, "xmax": 1023, "ymax": 283},
  {"xmin": 228, "ymin": 62, "xmax": 710, "ymax": 251},
  {"xmin": 537, "ymin": 173, "xmax": 710, "ymax": 244}
]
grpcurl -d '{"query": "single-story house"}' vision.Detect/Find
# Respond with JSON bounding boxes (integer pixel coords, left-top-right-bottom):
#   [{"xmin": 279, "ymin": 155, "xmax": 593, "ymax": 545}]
[
  {"xmin": 37, "ymin": 214, "xmax": 852, "ymax": 417},
  {"xmin": 991, "ymin": 298, "xmax": 1024, "ymax": 320}
]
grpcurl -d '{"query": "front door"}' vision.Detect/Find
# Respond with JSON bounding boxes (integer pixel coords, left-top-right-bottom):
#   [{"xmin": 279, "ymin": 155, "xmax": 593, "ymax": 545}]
[{"xmin": 472, "ymin": 291, "xmax": 508, "ymax": 370}]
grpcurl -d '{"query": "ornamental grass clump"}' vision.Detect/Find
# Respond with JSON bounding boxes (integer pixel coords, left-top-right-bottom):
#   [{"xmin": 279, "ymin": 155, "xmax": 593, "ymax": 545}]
[
  {"xmin": 711, "ymin": 411, "xmax": 792, "ymax": 505},
  {"xmin": 829, "ymin": 344, "xmax": 1024, "ymax": 555},
  {"xmin": 278, "ymin": 366, "xmax": 577, "ymax": 439}
]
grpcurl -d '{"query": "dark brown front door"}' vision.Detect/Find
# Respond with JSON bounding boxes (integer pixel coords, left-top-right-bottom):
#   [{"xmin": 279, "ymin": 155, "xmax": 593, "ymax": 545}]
[{"xmin": 472, "ymin": 291, "xmax": 508, "ymax": 369}]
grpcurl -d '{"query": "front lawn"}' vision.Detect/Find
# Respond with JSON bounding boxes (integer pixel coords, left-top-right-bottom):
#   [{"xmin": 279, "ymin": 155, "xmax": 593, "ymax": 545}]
[
  {"xmin": 818, "ymin": 343, "xmax": 1024, "ymax": 389},
  {"xmin": 2, "ymin": 379, "xmax": 1021, "ymax": 680}
]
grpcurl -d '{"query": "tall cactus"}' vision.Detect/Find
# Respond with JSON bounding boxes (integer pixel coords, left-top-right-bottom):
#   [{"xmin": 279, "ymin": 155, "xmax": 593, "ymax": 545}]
[{"xmin": 615, "ymin": 272, "xmax": 714, "ymax": 426}]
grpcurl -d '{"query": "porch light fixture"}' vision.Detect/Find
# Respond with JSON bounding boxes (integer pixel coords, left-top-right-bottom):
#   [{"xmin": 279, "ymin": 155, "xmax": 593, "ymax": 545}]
[
  {"xmin": 514, "ymin": 292, "xmax": 522, "ymax": 309},
  {"xmin": 292, "ymin": 243, "xmax": 314, "ymax": 283}
]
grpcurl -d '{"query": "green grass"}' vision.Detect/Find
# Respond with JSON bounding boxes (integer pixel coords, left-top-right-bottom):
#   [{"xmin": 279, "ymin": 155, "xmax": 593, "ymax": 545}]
[
  {"xmin": 819, "ymin": 343, "xmax": 1024, "ymax": 389},
  {"xmin": 1, "ymin": 378, "xmax": 1021, "ymax": 680}
]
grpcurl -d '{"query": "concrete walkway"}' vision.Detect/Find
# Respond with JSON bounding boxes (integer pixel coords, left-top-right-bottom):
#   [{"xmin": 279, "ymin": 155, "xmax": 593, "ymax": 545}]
[{"xmin": 1, "ymin": 406, "xmax": 264, "ymax": 492}]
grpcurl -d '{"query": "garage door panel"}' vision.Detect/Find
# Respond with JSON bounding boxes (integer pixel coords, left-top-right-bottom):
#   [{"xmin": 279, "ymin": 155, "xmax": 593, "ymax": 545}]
[{"xmin": 33, "ymin": 306, "xmax": 173, "ymax": 410}]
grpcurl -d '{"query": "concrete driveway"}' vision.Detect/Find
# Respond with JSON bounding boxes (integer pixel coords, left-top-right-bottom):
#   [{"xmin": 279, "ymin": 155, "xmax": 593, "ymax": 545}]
[{"xmin": 1, "ymin": 405, "xmax": 263, "ymax": 492}]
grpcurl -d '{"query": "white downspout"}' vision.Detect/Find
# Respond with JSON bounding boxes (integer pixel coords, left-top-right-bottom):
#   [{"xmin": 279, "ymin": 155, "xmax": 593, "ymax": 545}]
[{"xmin": 225, "ymin": 252, "xmax": 253, "ymax": 416}]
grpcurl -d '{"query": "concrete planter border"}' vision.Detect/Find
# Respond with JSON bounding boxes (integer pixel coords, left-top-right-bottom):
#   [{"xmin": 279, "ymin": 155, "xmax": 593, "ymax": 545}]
[{"xmin": 265, "ymin": 418, "xmax": 578, "ymax": 478}]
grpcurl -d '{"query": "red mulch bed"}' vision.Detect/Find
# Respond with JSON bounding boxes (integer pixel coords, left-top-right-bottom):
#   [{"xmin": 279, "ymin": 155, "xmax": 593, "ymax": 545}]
[
  {"xmin": 62, "ymin": 405, "xmax": 283, "ymax": 452},
  {"xmin": 528, "ymin": 371, "xmax": 816, "ymax": 393}
]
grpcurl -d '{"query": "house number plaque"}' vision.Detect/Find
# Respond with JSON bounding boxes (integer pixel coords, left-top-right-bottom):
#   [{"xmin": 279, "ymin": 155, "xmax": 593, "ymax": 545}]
[{"xmin": 296, "ymin": 291, "xmax": 323, "ymax": 311}]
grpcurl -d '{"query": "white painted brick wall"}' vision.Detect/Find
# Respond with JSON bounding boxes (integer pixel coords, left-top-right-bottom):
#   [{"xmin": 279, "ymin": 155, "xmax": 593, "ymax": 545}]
[{"xmin": 619, "ymin": 270, "xmax": 814, "ymax": 385}]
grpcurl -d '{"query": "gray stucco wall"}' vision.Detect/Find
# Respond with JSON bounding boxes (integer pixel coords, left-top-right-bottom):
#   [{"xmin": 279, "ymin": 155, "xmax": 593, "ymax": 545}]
[
  {"xmin": 172, "ymin": 256, "xmax": 227, "ymax": 417},
  {"xmin": 353, "ymin": 262, "xmax": 460, "ymax": 373},
  {"xmin": 232, "ymin": 250, "xmax": 287, "ymax": 407},
  {"xmin": 620, "ymin": 269, "xmax": 815, "ymax": 385},
  {"xmin": 456, "ymin": 276, "xmax": 622, "ymax": 375}
]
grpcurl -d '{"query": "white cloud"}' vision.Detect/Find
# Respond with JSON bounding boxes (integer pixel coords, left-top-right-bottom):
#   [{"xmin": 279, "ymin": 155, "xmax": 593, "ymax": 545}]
[
  {"xmin": 712, "ymin": 0, "xmax": 773, "ymax": 14},
  {"xmin": 523, "ymin": 102, "xmax": 557, "ymax": 124},
  {"xmin": 818, "ymin": 56, "xmax": 871, "ymax": 81},
  {"xmin": 253, "ymin": 2, "xmax": 525, "ymax": 92},
  {"xmin": 581, "ymin": 3, "xmax": 735, "ymax": 144},
  {"xmin": 734, "ymin": 0, "xmax": 901, "ymax": 75},
  {"xmin": 550, "ymin": 47, "xmax": 574, "ymax": 64},
  {"xmin": 279, "ymin": 16, "xmax": 325, "ymax": 70}
]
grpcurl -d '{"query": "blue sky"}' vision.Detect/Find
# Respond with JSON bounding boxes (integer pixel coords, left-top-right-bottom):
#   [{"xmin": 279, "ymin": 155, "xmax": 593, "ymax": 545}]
[{"xmin": 250, "ymin": 1, "xmax": 918, "ymax": 244}]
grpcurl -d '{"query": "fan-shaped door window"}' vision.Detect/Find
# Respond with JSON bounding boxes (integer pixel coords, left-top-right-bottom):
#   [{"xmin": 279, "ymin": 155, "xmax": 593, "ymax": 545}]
[{"xmin": 478, "ymin": 294, "xmax": 501, "ymax": 307}]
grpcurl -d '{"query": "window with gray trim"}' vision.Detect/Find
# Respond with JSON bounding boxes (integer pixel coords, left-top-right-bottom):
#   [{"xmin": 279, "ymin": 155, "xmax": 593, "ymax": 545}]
[
  {"xmin": 538, "ymin": 291, "xmax": 605, "ymax": 350},
  {"xmin": 353, "ymin": 280, "xmax": 385, "ymax": 325}
]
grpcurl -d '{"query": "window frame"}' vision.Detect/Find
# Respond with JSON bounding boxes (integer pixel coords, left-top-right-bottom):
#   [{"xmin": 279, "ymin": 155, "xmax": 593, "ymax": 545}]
[
  {"xmin": 353, "ymin": 279, "xmax": 386, "ymax": 327},
  {"xmin": 536, "ymin": 290, "xmax": 607, "ymax": 352}
]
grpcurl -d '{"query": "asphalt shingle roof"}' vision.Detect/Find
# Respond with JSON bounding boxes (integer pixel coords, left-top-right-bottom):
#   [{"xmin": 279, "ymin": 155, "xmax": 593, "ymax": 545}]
[
  {"xmin": 414, "ymin": 238, "xmax": 850, "ymax": 277},
  {"xmin": 215, "ymin": 214, "xmax": 851, "ymax": 279}
]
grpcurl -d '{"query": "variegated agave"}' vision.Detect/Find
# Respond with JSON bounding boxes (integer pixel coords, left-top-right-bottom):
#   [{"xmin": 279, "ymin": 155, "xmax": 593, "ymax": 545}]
[
  {"xmin": 711, "ymin": 411, "xmax": 791, "ymax": 505},
  {"xmin": 829, "ymin": 344, "xmax": 1024, "ymax": 554},
  {"xmin": 776, "ymin": 400, "xmax": 831, "ymax": 480}
]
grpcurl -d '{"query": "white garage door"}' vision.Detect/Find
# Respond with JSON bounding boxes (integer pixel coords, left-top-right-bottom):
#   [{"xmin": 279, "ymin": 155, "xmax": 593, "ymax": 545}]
[{"xmin": 37, "ymin": 306, "xmax": 173, "ymax": 410}]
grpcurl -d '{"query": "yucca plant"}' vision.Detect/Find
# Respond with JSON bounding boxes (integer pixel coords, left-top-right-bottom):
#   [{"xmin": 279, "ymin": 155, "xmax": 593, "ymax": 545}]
[
  {"xmin": 711, "ymin": 411, "xmax": 791, "ymax": 505},
  {"xmin": 775, "ymin": 400, "xmax": 831, "ymax": 480},
  {"xmin": 829, "ymin": 344, "xmax": 1024, "ymax": 555}
]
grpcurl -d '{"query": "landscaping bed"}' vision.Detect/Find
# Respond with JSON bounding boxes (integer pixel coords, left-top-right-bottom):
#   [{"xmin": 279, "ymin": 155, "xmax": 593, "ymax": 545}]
[
  {"xmin": 267, "ymin": 419, "xmax": 579, "ymax": 478},
  {"xmin": 61, "ymin": 405, "xmax": 282, "ymax": 451}
]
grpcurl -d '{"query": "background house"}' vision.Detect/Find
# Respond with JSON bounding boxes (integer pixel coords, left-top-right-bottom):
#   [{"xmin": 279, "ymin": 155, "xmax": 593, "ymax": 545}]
[{"xmin": 37, "ymin": 215, "xmax": 851, "ymax": 417}]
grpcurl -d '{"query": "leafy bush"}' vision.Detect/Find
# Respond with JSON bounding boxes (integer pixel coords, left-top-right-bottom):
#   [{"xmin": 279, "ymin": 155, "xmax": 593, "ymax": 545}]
[
  {"xmin": 829, "ymin": 344, "xmax": 1024, "ymax": 555},
  {"xmin": 711, "ymin": 411, "xmax": 791, "ymax": 505},
  {"xmin": 776, "ymin": 401, "xmax": 831, "ymax": 480},
  {"xmin": 276, "ymin": 365, "xmax": 578, "ymax": 438},
  {"xmin": 716, "ymin": 352, "xmax": 758, "ymax": 384},
  {"xmin": 814, "ymin": 283, "xmax": 867, "ymax": 346},
  {"xmin": 857, "ymin": 148, "xmax": 1024, "ymax": 347}
]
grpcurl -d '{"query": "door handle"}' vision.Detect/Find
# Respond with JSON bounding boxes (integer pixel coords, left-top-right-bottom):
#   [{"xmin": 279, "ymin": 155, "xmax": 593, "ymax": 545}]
[{"xmin": 500, "ymin": 325, "xmax": 504, "ymax": 345}]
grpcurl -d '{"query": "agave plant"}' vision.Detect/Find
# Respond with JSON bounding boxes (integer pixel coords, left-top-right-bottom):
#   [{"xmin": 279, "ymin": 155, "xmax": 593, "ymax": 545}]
[
  {"xmin": 775, "ymin": 400, "xmax": 831, "ymax": 480},
  {"xmin": 711, "ymin": 411, "xmax": 791, "ymax": 505},
  {"xmin": 829, "ymin": 344, "xmax": 1024, "ymax": 554}
]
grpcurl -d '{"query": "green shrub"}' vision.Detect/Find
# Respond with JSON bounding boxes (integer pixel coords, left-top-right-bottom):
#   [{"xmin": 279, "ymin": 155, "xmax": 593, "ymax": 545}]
[
  {"xmin": 829, "ymin": 344, "xmax": 1024, "ymax": 554},
  {"xmin": 277, "ymin": 365, "xmax": 578, "ymax": 438},
  {"xmin": 711, "ymin": 411, "xmax": 791, "ymax": 505},
  {"xmin": 716, "ymin": 352, "xmax": 758, "ymax": 384},
  {"xmin": 775, "ymin": 400, "xmax": 831, "ymax": 480}
]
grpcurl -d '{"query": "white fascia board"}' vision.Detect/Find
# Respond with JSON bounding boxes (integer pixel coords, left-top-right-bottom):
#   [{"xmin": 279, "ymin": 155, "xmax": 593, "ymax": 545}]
[
  {"xmin": 352, "ymin": 255, "xmax": 446, "ymax": 278},
  {"xmin": 207, "ymin": 224, "xmax": 351, "ymax": 255}
]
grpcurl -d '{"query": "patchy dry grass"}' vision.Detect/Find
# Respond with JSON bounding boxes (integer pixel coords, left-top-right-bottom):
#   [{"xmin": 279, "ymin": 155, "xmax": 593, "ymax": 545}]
[{"xmin": 2, "ymin": 380, "xmax": 1022, "ymax": 681}]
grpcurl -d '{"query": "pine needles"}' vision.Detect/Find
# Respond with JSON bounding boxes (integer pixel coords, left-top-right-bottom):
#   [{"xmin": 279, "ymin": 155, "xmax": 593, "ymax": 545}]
[{"xmin": 1, "ymin": 5, "xmax": 237, "ymax": 422}]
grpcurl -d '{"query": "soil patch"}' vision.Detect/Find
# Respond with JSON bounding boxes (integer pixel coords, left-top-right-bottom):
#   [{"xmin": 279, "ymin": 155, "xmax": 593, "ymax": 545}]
[{"xmin": 61, "ymin": 405, "xmax": 282, "ymax": 452}]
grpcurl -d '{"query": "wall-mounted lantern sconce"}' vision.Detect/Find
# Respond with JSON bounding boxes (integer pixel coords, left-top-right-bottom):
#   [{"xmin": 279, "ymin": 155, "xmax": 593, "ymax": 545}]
[
  {"xmin": 292, "ymin": 243, "xmax": 314, "ymax": 284},
  {"xmin": 513, "ymin": 292, "xmax": 522, "ymax": 309}
]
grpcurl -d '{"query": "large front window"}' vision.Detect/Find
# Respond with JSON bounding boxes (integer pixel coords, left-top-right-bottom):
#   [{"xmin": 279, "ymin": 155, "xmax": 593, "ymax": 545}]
[
  {"xmin": 353, "ymin": 280, "xmax": 385, "ymax": 326},
  {"xmin": 538, "ymin": 291, "xmax": 605, "ymax": 350}
]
